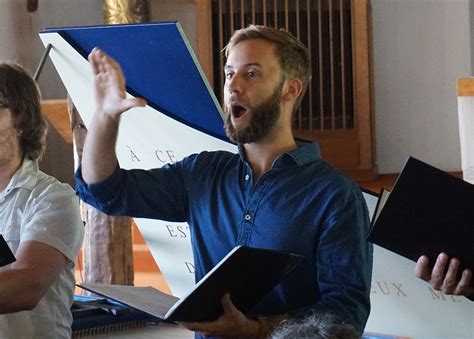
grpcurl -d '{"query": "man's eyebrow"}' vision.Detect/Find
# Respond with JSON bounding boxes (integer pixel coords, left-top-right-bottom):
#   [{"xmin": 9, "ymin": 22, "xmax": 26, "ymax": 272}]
[{"xmin": 224, "ymin": 62, "xmax": 263, "ymax": 70}]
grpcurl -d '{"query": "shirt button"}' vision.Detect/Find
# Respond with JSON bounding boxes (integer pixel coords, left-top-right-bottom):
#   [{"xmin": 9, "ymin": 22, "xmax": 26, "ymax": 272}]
[
  {"xmin": 244, "ymin": 174, "xmax": 250, "ymax": 181},
  {"xmin": 244, "ymin": 214, "xmax": 251, "ymax": 221}
]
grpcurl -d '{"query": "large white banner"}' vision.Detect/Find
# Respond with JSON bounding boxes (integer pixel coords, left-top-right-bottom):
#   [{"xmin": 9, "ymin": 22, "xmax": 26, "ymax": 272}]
[
  {"xmin": 363, "ymin": 193, "xmax": 473, "ymax": 338},
  {"xmin": 39, "ymin": 31, "xmax": 235, "ymax": 296}
]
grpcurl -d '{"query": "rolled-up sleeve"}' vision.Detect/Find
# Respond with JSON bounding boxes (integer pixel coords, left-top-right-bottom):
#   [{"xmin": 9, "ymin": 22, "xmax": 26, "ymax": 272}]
[{"xmin": 74, "ymin": 163, "xmax": 189, "ymax": 222}]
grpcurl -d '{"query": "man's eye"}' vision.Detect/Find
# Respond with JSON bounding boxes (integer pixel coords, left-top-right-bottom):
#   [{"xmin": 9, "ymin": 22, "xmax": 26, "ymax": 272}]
[
  {"xmin": 225, "ymin": 72, "xmax": 233, "ymax": 80},
  {"xmin": 247, "ymin": 71, "xmax": 256, "ymax": 77}
]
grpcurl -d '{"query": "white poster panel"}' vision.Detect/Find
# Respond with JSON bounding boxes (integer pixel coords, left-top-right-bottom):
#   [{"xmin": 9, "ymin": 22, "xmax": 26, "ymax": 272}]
[
  {"xmin": 363, "ymin": 192, "xmax": 473, "ymax": 338},
  {"xmin": 457, "ymin": 95, "xmax": 474, "ymax": 184},
  {"xmin": 39, "ymin": 32, "xmax": 235, "ymax": 296}
]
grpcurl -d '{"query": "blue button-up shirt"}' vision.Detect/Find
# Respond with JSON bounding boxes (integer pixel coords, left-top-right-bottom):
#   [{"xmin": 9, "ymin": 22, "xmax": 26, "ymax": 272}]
[{"xmin": 75, "ymin": 140, "xmax": 372, "ymax": 333}]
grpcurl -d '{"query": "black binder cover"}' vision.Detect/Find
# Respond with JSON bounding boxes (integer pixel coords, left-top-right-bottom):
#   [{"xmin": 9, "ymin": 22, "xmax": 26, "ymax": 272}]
[
  {"xmin": 367, "ymin": 157, "xmax": 474, "ymax": 275},
  {"xmin": 79, "ymin": 246, "xmax": 304, "ymax": 322},
  {"xmin": 0, "ymin": 235, "xmax": 15, "ymax": 267}
]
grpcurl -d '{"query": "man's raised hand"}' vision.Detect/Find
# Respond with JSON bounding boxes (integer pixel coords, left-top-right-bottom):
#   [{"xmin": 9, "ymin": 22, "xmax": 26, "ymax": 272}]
[{"xmin": 88, "ymin": 47, "xmax": 146, "ymax": 118}]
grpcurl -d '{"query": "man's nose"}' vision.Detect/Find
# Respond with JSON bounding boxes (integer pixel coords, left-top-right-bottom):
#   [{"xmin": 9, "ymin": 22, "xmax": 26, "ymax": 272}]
[{"xmin": 226, "ymin": 75, "xmax": 243, "ymax": 94}]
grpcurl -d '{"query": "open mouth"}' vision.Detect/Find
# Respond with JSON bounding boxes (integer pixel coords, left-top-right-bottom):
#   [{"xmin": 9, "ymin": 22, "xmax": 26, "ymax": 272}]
[{"xmin": 231, "ymin": 105, "xmax": 247, "ymax": 119}]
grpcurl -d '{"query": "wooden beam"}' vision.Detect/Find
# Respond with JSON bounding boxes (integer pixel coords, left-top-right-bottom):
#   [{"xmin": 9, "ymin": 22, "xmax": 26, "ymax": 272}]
[
  {"xmin": 41, "ymin": 99, "xmax": 72, "ymax": 144},
  {"xmin": 457, "ymin": 78, "xmax": 474, "ymax": 96},
  {"xmin": 195, "ymin": 0, "xmax": 214, "ymax": 86},
  {"xmin": 352, "ymin": 0, "xmax": 375, "ymax": 173}
]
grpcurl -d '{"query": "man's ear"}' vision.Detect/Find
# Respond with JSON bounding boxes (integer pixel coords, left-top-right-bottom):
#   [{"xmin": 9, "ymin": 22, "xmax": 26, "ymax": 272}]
[{"xmin": 282, "ymin": 78, "xmax": 303, "ymax": 102}]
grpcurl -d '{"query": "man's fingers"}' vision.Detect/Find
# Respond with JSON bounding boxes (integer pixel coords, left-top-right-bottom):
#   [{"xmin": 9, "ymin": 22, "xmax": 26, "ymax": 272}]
[
  {"xmin": 415, "ymin": 255, "xmax": 431, "ymax": 281},
  {"xmin": 430, "ymin": 253, "xmax": 449, "ymax": 290},
  {"xmin": 416, "ymin": 253, "xmax": 474, "ymax": 298},
  {"xmin": 102, "ymin": 53, "xmax": 121, "ymax": 76},
  {"xmin": 441, "ymin": 257, "xmax": 459, "ymax": 294},
  {"xmin": 178, "ymin": 320, "xmax": 212, "ymax": 332},
  {"xmin": 88, "ymin": 48, "xmax": 116, "ymax": 76},
  {"xmin": 88, "ymin": 48, "xmax": 101, "ymax": 74},
  {"xmin": 179, "ymin": 294, "xmax": 251, "ymax": 337},
  {"xmin": 221, "ymin": 293, "xmax": 236, "ymax": 314},
  {"xmin": 87, "ymin": 47, "xmax": 146, "ymax": 117},
  {"xmin": 454, "ymin": 269, "xmax": 472, "ymax": 295}
]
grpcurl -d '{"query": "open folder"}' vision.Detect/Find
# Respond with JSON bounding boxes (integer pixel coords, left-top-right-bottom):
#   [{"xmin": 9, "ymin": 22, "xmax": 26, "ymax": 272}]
[
  {"xmin": 79, "ymin": 246, "xmax": 304, "ymax": 322},
  {"xmin": 367, "ymin": 156, "xmax": 474, "ymax": 277}
]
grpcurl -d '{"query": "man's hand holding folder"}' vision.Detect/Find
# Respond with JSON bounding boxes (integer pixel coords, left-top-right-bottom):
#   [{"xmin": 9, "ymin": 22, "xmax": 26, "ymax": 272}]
[
  {"xmin": 416, "ymin": 253, "xmax": 473, "ymax": 299},
  {"xmin": 367, "ymin": 156, "xmax": 474, "ymax": 300}
]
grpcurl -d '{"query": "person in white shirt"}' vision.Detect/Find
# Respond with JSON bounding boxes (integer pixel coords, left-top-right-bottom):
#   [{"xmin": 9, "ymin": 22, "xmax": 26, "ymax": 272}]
[{"xmin": 0, "ymin": 62, "xmax": 84, "ymax": 338}]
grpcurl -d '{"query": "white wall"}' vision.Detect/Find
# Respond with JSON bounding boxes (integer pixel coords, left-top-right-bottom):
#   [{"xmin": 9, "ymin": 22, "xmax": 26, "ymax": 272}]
[
  {"xmin": 372, "ymin": 0, "xmax": 472, "ymax": 173},
  {"xmin": 150, "ymin": 0, "xmax": 197, "ymax": 51},
  {"xmin": 0, "ymin": 0, "xmax": 103, "ymax": 99}
]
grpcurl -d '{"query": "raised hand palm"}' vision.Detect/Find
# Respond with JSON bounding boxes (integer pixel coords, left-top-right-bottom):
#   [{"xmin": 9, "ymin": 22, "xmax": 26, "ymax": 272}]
[{"xmin": 89, "ymin": 48, "xmax": 146, "ymax": 117}]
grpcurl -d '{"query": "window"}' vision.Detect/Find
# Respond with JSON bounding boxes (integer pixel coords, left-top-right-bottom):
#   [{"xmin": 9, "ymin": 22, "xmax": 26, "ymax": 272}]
[{"xmin": 199, "ymin": 0, "xmax": 374, "ymax": 178}]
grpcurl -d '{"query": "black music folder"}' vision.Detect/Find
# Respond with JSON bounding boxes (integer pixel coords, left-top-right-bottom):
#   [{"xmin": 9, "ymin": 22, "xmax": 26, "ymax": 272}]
[
  {"xmin": 79, "ymin": 246, "xmax": 304, "ymax": 322},
  {"xmin": 367, "ymin": 156, "xmax": 474, "ymax": 276},
  {"xmin": 0, "ymin": 235, "xmax": 15, "ymax": 267}
]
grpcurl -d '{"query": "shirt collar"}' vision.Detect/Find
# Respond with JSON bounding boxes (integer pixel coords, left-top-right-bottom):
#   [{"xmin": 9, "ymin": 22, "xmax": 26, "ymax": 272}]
[
  {"xmin": 0, "ymin": 157, "xmax": 38, "ymax": 198},
  {"xmin": 237, "ymin": 138, "xmax": 321, "ymax": 168},
  {"xmin": 278, "ymin": 138, "xmax": 322, "ymax": 167}
]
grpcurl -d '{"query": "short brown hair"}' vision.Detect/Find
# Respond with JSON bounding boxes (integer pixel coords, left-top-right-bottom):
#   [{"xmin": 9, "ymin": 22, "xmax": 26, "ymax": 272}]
[
  {"xmin": 224, "ymin": 25, "xmax": 311, "ymax": 113},
  {"xmin": 0, "ymin": 63, "xmax": 47, "ymax": 160}
]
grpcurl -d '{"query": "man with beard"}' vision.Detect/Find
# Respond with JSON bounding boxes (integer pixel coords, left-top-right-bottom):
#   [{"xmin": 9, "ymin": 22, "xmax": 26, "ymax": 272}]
[
  {"xmin": 0, "ymin": 63, "xmax": 84, "ymax": 338},
  {"xmin": 75, "ymin": 25, "xmax": 372, "ymax": 337}
]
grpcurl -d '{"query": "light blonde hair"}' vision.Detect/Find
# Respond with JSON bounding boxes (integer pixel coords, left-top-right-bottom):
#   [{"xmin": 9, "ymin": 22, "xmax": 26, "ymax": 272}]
[{"xmin": 224, "ymin": 25, "xmax": 311, "ymax": 113}]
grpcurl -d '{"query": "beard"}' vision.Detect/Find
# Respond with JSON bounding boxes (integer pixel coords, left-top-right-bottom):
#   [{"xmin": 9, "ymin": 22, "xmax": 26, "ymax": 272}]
[{"xmin": 224, "ymin": 81, "xmax": 284, "ymax": 144}]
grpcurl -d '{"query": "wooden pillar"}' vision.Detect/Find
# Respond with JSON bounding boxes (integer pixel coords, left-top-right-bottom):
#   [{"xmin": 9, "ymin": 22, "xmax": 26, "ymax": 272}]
[
  {"xmin": 68, "ymin": 0, "xmax": 150, "ymax": 285},
  {"xmin": 68, "ymin": 99, "xmax": 134, "ymax": 285}
]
